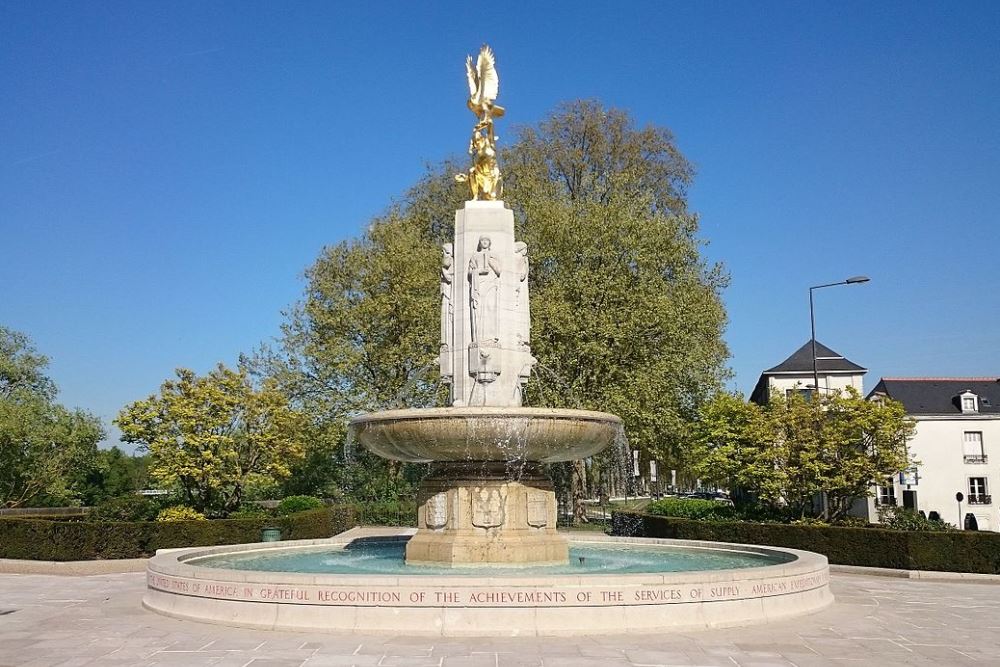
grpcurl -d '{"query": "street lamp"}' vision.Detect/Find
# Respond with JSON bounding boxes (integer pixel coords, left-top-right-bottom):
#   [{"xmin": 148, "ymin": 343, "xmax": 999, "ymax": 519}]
[{"xmin": 809, "ymin": 276, "xmax": 870, "ymax": 396}]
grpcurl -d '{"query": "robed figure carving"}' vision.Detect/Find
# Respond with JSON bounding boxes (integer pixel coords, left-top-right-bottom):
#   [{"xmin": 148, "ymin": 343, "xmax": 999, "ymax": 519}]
[
  {"xmin": 513, "ymin": 241, "xmax": 530, "ymax": 347},
  {"xmin": 468, "ymin": 236, "xmax": 501, "ymax": 343},
  {"xmin": 440, "ymin": 243, "xmax": 455, "ymax": 385},
  {"xmin": 440, "ymin": 243, "xmax": 454, "ymax": 352}
]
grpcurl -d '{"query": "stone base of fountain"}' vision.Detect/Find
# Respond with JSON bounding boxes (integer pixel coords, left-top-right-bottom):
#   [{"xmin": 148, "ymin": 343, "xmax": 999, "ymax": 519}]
[
  {"xmin": 406, "ymin": 463, "xmax": 567, "ymax": 565},
  {"xmin": 143, "ymin": 528, "xmax": 835, "ymax": 636}
]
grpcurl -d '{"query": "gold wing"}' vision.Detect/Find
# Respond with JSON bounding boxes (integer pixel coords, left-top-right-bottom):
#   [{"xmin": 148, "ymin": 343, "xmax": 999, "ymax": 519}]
[
  {"xmin": 465, "ymin": 55, "xmax": 478, "ymax": 98},
  {"xmin": 476, "ymin": 45, "xmax": 499, "ymax": 103}
]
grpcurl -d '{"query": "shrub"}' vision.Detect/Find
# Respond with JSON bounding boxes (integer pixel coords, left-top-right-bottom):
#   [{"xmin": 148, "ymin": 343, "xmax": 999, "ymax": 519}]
[
  {"xmin": 877, "ymin": 505, "xmax": 954, "ymax": 531},
  {"xmin": 229, "ymin": 505, "xmax": 271, "ymax": 519},
  {"xmin": 0, "ymin": 505, "xmax": 357, "ymax": 561},
  {"xmin": 91, "ymin": 495, "xmax": 160, "ymax": 522},
  {"xmin": 156, "ymin": 506, "xmax": 207, "ymax": 522},
  {"xmin": 611, "ymin": 510, "xmax": 1000, "ymax": 574},
  {"xmin": 354, "ymin": 499, "xmax": 417, "ymax": 526},
  {"xmin": 646, "ymin": 497, "xmax": 736, "ymax": 521},
  {"xmin": 276, "ymin": 495, "xmax": 325, "ymax": 515}
]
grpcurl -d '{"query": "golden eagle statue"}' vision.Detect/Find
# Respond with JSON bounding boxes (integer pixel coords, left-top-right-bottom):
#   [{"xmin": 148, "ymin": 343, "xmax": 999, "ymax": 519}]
[{"xmin": 456, "ymin": 45, "xmax": 504, "ymax": 200}]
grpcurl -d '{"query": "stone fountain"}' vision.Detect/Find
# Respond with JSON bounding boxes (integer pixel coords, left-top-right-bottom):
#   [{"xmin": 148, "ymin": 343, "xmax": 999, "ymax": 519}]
[
  {"xmin": 350, "ymin": 47, "xmax": 621, "ymax": 563},
  {"xmin": 351, "ymin": 200, "xmax": 621, "ymax": 565},
  {"xmin": 142, "ymin": 46, "xmax": 833, "ymax": 635}
]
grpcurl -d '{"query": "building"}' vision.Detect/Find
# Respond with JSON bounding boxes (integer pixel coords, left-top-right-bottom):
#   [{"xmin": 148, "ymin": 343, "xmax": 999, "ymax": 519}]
[
  {"xmin": 867, "ymin": 378, "xmax": 1000, "ymax": 531},
  {"xmin": 750, "ymin": 340, "xmax": 867, "ymax": 405}
]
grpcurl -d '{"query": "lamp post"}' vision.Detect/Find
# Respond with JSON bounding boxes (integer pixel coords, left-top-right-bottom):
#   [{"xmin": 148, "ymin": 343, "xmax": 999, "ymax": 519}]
[{"xmin": 809, "ymin": 276, "xmax": 870, "ymax": 396}]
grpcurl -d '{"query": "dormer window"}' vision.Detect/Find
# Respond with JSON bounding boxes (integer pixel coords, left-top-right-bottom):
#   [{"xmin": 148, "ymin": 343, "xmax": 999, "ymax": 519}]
[{"xmin": 960, "ymin": 391, "xmax": 979, "ymax": 413}]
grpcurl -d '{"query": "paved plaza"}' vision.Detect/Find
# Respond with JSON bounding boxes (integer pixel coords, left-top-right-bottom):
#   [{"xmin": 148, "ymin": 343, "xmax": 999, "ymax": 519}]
[{"xmin": 1, "ymin": 572, "xmax": 999, "ymax": 666}]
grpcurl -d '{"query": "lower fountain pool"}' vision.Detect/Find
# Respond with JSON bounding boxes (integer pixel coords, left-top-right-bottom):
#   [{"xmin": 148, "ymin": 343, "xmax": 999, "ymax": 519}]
[
  {"xmin": 190, "ymin": 539, "xmax": 793, "ymax": 575},
  {"xmin": 143, "ymin": 528, "xmax": 833, "ymax": 636}
]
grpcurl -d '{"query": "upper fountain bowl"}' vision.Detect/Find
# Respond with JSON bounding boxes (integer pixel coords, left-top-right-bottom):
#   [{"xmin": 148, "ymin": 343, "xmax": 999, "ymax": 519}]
[{"xmin": 350, "ymin": 407, "xmax": 622, "ymax": 463}]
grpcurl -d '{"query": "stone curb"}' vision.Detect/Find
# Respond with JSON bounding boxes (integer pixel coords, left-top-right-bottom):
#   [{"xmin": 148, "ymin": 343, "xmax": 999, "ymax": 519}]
[
  {"xmin": 0, "ymin": 557, "xmax": 148, "ymax": 575},
  {"xmin": 831, "ymin": 563, "xmax": 1000, "ymax": 583}
]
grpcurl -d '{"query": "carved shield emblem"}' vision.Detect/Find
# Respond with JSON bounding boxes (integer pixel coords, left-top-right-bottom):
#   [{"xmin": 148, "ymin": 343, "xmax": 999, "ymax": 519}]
[
  {"xmin": 425, "ymin": 492, "xmax": 448, "ymax": 529},
  {"xmin": 525, "ymin": 491, "xmax": 548, "ymax": 528},
  {"xmin": 471, "ymin": 487, "xmax": 504, "ymax": 528}
]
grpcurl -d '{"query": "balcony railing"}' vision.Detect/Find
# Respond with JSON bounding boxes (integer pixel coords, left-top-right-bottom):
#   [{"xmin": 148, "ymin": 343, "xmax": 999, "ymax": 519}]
[
  {"xmin": 964, "ymin": 454, "xmax": 989, "ymax": 464},
  {"xmin": 968, "ymin": 494, "xmax": 992, "ymax": 505}
]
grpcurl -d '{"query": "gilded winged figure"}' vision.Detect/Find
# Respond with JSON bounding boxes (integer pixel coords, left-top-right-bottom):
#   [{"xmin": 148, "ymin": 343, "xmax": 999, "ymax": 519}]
[{"xmin": 456, "ymin": 45, "xmax": 504, "ymax": 201}]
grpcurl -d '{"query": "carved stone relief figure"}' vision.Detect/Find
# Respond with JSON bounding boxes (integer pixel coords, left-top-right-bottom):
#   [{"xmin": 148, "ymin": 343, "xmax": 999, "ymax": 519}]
[
  {"xmin": 513, "ymin": 241, "xmax": 530, "ymax": 347},
  {"xmin": 440, "ymin": 243, "xmax": 454, "ymax": 353},
  {"xmin": 468, "ymin": 236, "xmax": 501, "ymax": 343}
]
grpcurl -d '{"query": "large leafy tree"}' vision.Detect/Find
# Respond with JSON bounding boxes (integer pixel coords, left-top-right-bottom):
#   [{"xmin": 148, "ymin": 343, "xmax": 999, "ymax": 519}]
[
  {"xmin": 689, "ymin": 389, "xmax": 914, "ymax": 519},
  {"xmin": 258, "ymin": 101, "xmax": 729, "ymax": 504},
  {"xmin": 72, "ymin": 447, "xmax": 150, "ymax": 505},
  {"xmin": 0, "ymin": 326, "xmax": 104, "ymax": 507},
  {"xmin": 116, "ymin": 365, "xmax": 306, "ymax": 514}
]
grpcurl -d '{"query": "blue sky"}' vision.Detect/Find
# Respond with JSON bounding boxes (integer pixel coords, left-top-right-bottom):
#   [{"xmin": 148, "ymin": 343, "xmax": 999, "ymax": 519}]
[{"xmin": 2, "ymin": 1, "xmax": 998, "ymax": 448}]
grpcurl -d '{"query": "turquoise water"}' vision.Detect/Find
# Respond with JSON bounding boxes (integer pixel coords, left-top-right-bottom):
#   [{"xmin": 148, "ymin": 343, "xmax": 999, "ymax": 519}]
[{"xmin": 191, "ymin": 539, "xmax": 791, "ymax": 575}]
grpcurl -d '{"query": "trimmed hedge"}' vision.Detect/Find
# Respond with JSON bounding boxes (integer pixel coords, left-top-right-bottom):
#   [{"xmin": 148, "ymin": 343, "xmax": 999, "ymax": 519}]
[
  {"xmin": 0, "ymin": 506, "xmax": 356, "ymax": 561},
  {"xmin": 353, "ymin": 500, "xmax": 417, "ymax": 527},
  {"xmin": 611, "ymin": 511, "xmax": 1000, "ymax": 574}
]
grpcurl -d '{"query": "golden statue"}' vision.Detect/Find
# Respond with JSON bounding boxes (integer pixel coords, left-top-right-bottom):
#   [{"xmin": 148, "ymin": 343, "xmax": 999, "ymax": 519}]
[{"xmin": 456, "ymin": 45, "xmax": 504, "ymax": 200}]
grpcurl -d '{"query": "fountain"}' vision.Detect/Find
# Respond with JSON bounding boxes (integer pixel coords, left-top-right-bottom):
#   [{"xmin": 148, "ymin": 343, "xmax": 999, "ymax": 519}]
[{"xmin": 142, "ymin": 45, "xmax": 832, "ymax": 635}]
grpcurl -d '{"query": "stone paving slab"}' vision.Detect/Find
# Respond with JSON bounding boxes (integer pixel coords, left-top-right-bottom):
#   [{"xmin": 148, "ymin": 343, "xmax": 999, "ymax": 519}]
[{"xmin": 2, "ymin": 572, "xmax": 1000, "ymax": 666}]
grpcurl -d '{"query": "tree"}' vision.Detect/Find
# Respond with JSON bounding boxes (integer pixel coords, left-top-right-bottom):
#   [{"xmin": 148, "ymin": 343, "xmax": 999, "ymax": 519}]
[
  {"xmin": 256, "ymin": 101, "xmax": 729, "ymax": 509},
  {"xmin": 689, "ymin": 389, "xmax": 914, "ymax": 519},
  {"xmin": 686, "ymin": 392, "xmax": 787, "ymax": 508},
  {"xmin": 72, "ymin": 447, "xmax": 150, "ymax": 505},
  {"xmin": 115, "ymin": 364, "xmax": 306, "ymax": 514},
  {"xmin": 0, "ymin": 326, "xmax": 104, "ymax": 507},
  {"xmin": 504, "ymin": 102, "xmax": 729, "ymax": 503}
]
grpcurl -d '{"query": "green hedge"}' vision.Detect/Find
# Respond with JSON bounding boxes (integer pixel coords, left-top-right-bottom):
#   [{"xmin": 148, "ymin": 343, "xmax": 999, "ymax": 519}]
[
  {"xmin": 611, "ymin": 511, "xmax": 1000, "ymax": 574},
  {"xmin": 0, "ymin": 506, "xmax": 356, "ymax": 561},
  {"xmin": 353, "ymin": 499, "xmax": 418, "ymax": 527}
]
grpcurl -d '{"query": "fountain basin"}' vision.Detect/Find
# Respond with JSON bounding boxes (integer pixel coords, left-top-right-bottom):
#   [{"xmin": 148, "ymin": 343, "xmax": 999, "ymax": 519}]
[
  {"xmin": 143, "ymin": 527, "xmax": 833, "ymax": 636},
  {"xmin": 349, "ymin": 406, "xmax": 622, "ymax": 463}
]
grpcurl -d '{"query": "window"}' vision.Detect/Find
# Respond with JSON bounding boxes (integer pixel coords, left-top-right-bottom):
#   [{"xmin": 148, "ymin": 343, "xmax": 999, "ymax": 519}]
[
  {"xmin": 878, "ymin": 479, "xmax": 896, "ymax": 506},
  {"xmin": 960, "ymin": 392, "xmax": 979, "ymax": 413},
  {"xmin": 785, "ymin": 388, "xmax": 814, "ymax": 401},
  {"xmin": 968, "ymin": 477, "xmax": 991, "ymax": 505},
  {"xmin": 964, "ymin": 431, "xmax": 987, "ymax": 464}
]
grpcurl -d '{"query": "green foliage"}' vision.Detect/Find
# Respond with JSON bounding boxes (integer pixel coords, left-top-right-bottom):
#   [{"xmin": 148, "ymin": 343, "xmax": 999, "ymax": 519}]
[
  {"xmin": 228, "ymin": 505, "xmax": 271, "ymax": 519},
  {"xmin": 505, "ymin": 102, "xmax": 729, "ymax": 463},
  {"xmin": 688, "ymin": 389, "xmax": 915, "ymax": 519},
  {"xmin": 72, "ymin": 448, "xmax": 150, "ymax": 506},
  {"xmin": 353, "ymin": 499, "xmax": 418, "ymax": 526},
  {"xmin": 613, "ymin": 511, "xmax": 1000, "ymax": 574},
  {"xmin": 116, "ymin": 364, "xmax": 307, "ymax": 514},
  {"xmin": 877, "ymin": 505, "xmax": 954, "ymax": 531},
  {"xmin": 156, "ymin": 506, "xmax": 207, "ymax": 521},
  {"xmin": 91, "ymin": 495, "xmax": 160, "ymax": 522},
  {"xmin": 249, "ymin": 101, "xmax": 729, "ymax": 501},
  {"xmin": 0, "ymin": 506, "xmax": 356, "ymax": 560},
  {"xmin": 276, "ymin": 495, "xmax": 324, "ymax": 515},
  {"xmin": 646, "ymin": 497, "xmax": 735, "ymax": 521},
  {"xmin": 0, "ymin": 326, "xmax": 105, "ymax": 508}
]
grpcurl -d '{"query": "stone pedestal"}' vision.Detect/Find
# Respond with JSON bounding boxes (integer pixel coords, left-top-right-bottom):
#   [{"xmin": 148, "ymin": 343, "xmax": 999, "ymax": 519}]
[
  {"xmin": 440, "ymin": 201, "xmax": 534, "ymax": 408},
  {"xmin": 405, "ymin": 463, "xmax": 568, "ymax": 565}
]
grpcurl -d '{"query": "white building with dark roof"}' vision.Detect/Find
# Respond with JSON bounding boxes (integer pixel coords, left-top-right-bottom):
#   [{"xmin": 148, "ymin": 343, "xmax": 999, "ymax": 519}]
[
  {"xmin": 867, "ymin": 377, "xmax": 1000, "ymax": 531},
  {"xmin": 750, "ymin": 340, "xmax": 867, "ymax": 405}
]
